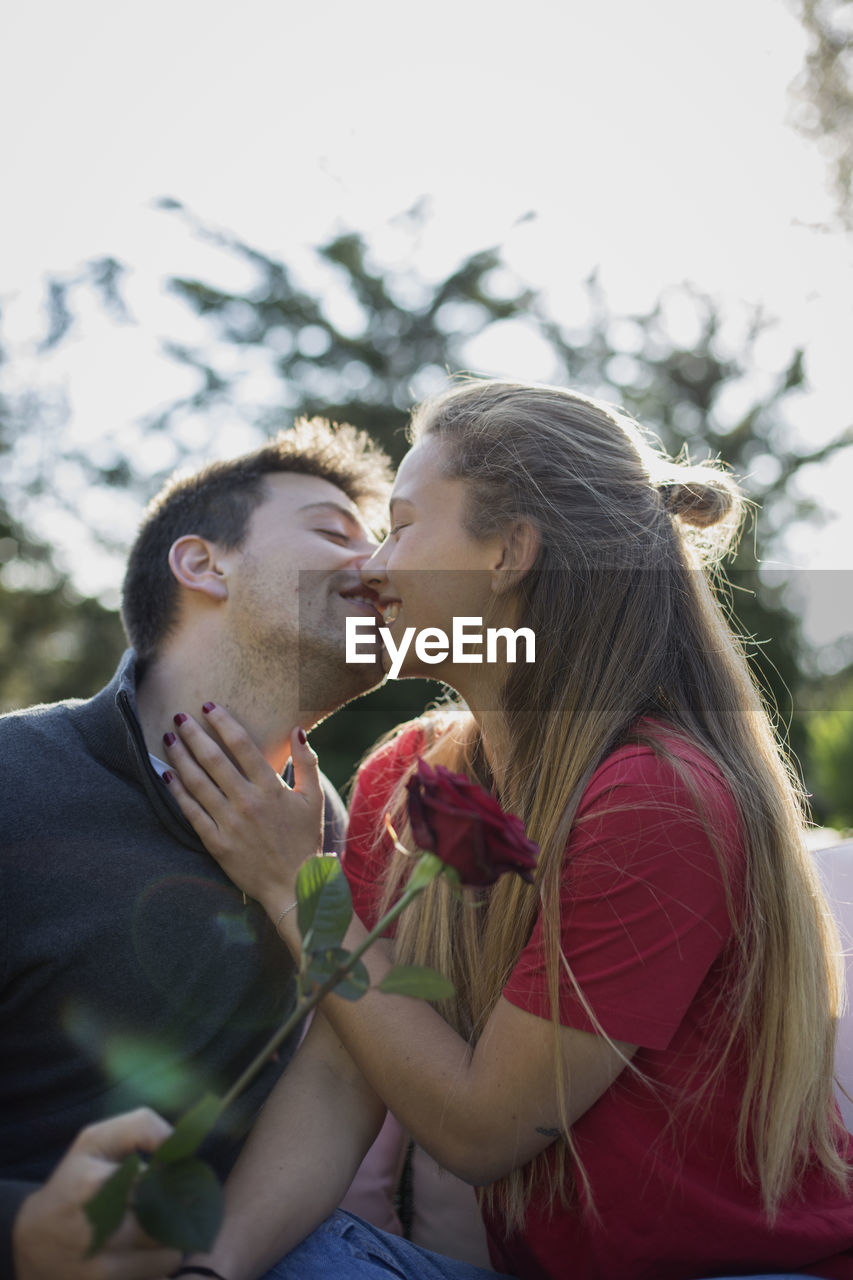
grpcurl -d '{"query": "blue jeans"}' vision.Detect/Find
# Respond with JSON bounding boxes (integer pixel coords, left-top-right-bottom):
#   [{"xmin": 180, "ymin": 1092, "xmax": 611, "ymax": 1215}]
[
  {"xmin": 260, "ymin": 1210, "xmax": 509, "ymax": 1278},
  {"xmin": 259, "ymin": 1210, "xmax": 816, "ymax": 1279}
]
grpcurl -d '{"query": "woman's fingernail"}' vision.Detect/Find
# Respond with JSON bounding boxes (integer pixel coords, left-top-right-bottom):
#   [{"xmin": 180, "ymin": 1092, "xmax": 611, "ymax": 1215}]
[
  {"xmin": 162, "ymin": 771, "xmax": 173, "ymax": 784},
  {"xmin": 202, "ymin": 702, "xmax": 216, "ymax": 714},
  {"xmin": 297, "ymin": 727, "xmax": 307, "ymax": 745},
  {"xmin": 173, "ymin": 713, "xmax": 188, "ymax": 726},
  {"xmin": 163, "ymin": 732, "xmax": 177, "ymax": 747}
]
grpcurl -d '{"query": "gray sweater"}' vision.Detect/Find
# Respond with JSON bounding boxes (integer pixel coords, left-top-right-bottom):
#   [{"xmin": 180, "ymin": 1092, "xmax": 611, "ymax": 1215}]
[{"xmin": 0, "ymin": 651, "xmax": 347, "ymax": 1277}]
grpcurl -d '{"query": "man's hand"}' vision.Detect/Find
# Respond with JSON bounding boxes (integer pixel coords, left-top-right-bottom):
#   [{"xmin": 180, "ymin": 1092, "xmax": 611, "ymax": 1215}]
[{"xmin": 12, "ymin": 1108, "xmax": 183, "ymax": 1280}]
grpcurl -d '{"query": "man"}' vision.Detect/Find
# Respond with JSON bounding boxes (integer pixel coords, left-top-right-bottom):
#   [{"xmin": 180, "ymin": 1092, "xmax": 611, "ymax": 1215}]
[{"xmin": 2, "ymin": 417, "xmax": 391, "ymax": 1278}]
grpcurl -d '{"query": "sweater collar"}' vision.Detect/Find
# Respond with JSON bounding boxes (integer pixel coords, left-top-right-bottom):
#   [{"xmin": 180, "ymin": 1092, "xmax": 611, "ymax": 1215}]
[{"xmin": 69, "ymin": 650, "xmax": 206, "ymax": 850}]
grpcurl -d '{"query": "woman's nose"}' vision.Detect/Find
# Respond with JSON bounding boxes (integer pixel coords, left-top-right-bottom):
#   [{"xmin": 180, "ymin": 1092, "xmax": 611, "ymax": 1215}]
[{"xmin": 359, "ymin": 543, "xmax": 388, "ymax": 588}]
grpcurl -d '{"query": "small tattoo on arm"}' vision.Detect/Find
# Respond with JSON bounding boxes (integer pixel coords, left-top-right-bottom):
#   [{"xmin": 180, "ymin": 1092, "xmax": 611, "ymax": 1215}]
[{"xmin": 535, "ymin": 1126, "xmax": 561, "ymax": 1138}]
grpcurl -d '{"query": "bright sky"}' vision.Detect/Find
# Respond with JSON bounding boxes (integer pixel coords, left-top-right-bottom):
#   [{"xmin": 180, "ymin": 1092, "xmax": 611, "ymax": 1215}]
[{"xmin": 1, "ymin": 0, "xmax": 852, "ymax": 648}]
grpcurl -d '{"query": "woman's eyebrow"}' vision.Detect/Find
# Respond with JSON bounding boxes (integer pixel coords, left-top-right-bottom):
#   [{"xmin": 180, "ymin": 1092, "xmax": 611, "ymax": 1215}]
[{"xmin": 388, "ymin": 496, "xmax": 414, "ymax": 515}]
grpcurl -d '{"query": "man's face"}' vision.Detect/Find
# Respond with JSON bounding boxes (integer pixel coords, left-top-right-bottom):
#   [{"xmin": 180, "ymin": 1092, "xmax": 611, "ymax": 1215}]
[{"xmin": 223, "ymin": 473, "xmax": 384, "ymax": 711}]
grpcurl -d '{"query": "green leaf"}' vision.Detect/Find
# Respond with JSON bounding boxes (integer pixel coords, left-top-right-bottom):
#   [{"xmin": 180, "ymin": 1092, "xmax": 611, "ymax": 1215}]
[
  {"xmin": 305, "ymin": 947, "xmax": 370, "ymax": 1000},
  {"xmin": 134, "ymin": 1156, "xmax": 223, "ymax": 1252},
  {"xmin": 150, "ymin": 1093, "xmax": 222, "ymax": 1164},
  {"xmin": 84, "ymin": 1152, "xmax": 141, "ymax": 1256},
  {"xmin": 296, "ymin": 856, "xmax": 353, "ymax": 949},
  {"xmin": 378, "ymin": 964, "xmax": 455, "ymax": 1000}
]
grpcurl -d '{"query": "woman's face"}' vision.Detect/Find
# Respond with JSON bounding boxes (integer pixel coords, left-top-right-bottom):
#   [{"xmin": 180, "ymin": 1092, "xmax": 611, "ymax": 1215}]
[{"xmin": 360, "ymin": 436, "xmax": 509, "ymax": 683}]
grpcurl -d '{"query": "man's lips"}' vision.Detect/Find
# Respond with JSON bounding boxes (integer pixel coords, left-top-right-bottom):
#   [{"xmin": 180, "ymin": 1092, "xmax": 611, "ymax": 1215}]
[
  {"xmin": 338, "ymin": 585, "xmax": 402, "ymax": 625},
  {"xmin": 339, "ymin": 585, "xmax": 383, "ymax": 620}
]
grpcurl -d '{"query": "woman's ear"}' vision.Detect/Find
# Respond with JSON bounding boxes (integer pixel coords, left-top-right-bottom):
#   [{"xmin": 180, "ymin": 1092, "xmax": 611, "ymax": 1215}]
[
  {"xmin": 168, "ymin": 536, "xmax": 230, "ymax": 602},
  {"xmin": 492, "ymin": 519, "xmax": 540, "ymax": 593}
]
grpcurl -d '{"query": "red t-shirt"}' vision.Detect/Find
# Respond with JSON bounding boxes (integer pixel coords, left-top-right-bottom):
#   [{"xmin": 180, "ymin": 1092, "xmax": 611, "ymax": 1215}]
[{"xmin": 343, "ymin": 724, "xmax": 853, "ymax": 1280}]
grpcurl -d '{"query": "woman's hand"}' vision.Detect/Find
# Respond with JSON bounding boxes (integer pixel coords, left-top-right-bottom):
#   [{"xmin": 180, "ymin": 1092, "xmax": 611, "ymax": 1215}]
[{"xmin": 162, "ymin": 705, "xmax": 324, "ymax": 918}]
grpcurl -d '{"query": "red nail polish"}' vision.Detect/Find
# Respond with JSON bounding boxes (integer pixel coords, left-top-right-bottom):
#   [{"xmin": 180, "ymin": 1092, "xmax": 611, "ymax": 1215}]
[
  {"xmin": 162, "ymin": 771, "xmax": 173, "ymax": 784},
  {"xmin": 202, "ymin": 702, "xmax": 216, "ymax": 714},
  {"xmin": 163, "ymin": 732, "xmax": 177, "ymax": 747},
  {"xmin": 297, "ymin": 727, "xmax": 307, "ymax": 745},
  {"xmin": 173, "ymin": 713, "xmax": 188, "ymax": 726}
]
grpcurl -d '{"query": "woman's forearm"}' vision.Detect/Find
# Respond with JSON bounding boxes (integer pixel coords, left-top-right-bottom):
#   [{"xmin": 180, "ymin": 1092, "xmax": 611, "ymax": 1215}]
[
  {"xmin": 272, "ymin": 904, "xmax": 631, "ymax": 1185},
  {"xmin": 189, "ymin": 1013, "xmax": 387, "ymax": 1280},
  {"xmin": 274, "ymin": 910, "xmax": 523, "ymax": 1184}
]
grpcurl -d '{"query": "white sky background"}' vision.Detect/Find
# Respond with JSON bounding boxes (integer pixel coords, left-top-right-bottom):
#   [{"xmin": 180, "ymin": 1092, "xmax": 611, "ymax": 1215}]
[{"xmin": 1, "ymin": 0, "xmax": 852, "ymax": 648}]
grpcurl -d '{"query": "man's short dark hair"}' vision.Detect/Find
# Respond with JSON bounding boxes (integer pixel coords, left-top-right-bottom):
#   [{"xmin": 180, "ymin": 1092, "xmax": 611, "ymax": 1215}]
[{"xmin": 121, "ymin": 416, "xmax": 392, "ymax": 662}]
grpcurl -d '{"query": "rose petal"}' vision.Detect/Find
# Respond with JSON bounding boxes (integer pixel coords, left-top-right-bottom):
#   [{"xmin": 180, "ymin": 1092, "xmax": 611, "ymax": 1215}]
[{"xmin": 405, "ymin": 759, "xmax": 539, "ymax": 887}]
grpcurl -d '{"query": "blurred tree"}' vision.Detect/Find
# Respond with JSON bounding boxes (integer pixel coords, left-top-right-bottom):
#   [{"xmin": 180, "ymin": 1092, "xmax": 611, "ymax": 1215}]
[
  {"xmin": 148, "ymin": 209, "xmax": 853, "ymax": 779},
  {"xmin": 0, "ymin": 295, "xmax": 128, "ymax": 708},
  {"xmin": 0, "ymin": 573, "xmax": 124, "ymax": 710},
  {"xmin": 789, "ymin": 0, "xmax": 853, "ymax": 229},
  {"xmin": 2, "ymin": 205, "xmax": 851, "ymax": 800},
  {"xmin": 805, "ymin": 669, "xmax": 853, "ymax": 827}
]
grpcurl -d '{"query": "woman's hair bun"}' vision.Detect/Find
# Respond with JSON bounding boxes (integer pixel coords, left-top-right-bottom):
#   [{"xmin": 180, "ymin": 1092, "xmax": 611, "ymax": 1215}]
[{"xmin": 659, "ymin": 473, "xmax": 738, "ymax": 529}]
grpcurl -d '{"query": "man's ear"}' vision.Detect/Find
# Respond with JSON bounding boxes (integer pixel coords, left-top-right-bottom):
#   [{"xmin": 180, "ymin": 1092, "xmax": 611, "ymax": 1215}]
[
  {"xmin": 168, "ymin": 536, "xmax": 230, "ymax": 602},
  {"xmin": 492, "ymin": 519, "xmax": 541, "ymax": 593}
]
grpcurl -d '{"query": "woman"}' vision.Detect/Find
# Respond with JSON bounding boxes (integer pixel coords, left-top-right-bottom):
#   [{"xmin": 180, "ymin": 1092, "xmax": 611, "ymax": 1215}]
[{"xmin": 163, "ymin": 380, "xmax": 853, "ymax": 1280}]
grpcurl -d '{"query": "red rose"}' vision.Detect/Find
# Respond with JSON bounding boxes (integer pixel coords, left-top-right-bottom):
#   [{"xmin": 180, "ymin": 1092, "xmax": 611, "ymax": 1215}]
[{"xmin": 405, "ymin": 760, "xmax": 538, "ymax": 887}]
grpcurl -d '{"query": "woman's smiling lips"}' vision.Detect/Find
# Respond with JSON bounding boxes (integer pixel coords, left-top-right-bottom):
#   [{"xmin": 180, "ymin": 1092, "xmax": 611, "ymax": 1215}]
[{"xmin": 378, "ymin": 598, "xmax": 401, "ymax": 626}]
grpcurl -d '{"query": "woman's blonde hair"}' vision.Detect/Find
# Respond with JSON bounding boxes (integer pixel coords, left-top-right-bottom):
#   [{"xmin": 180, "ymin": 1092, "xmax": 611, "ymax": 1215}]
[{"xmin": 370, "ymin": 379, "xmax": 847, "ymax": 1230}]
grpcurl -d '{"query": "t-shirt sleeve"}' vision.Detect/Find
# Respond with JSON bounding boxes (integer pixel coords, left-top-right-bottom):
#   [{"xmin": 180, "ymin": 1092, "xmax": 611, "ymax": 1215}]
[
  {"xmin": 342, "ymin": 726, "xmax": 426, "ymax": 932},
  {"xmin": 502, "ymin": 746, "xmax": 743, "ymax": 1051}
]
